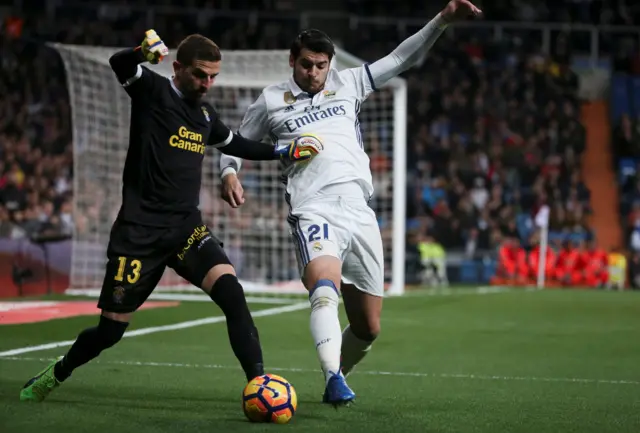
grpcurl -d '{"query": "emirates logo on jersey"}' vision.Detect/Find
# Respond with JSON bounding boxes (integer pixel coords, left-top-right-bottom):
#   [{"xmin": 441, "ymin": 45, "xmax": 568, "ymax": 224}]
[{"xmin": 284, "ymin": 104, "xmax": 347, "ymax": 133}]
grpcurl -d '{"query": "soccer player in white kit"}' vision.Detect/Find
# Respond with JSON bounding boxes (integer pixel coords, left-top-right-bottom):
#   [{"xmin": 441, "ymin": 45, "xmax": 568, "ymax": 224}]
[{"xmin": 220, "ymin": 0, "xmax": 481, "ymax": 406}]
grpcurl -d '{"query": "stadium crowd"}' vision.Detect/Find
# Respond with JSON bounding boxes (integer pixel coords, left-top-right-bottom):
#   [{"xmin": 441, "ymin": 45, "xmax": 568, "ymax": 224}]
[
  {"xmin": 0, "ymin": 35, "xmax": 73, "ymax": 240},
  {"xmin": 1, "ymin": 1, "xmax": 638, "ymax": 287},
  {"xmin": 612, "ymin": 70, "xmax": 640, "ymax": 288}
]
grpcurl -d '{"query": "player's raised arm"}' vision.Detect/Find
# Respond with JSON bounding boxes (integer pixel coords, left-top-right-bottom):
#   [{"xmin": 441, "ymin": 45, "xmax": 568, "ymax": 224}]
[
  {"xmin": 366, "ymin": 0, "xmax": 481, "ymax": 88},
  {"xmin": 109, "ymin": 30, "xmax": 169, "ymax": 94}
]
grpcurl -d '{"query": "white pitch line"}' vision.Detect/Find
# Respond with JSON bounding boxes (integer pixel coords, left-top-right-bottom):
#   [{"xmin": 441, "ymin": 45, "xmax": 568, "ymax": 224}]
[
  {"xmin": 138, "ymin": 293, "xmax": 297, "ymax": 305},
  {"xmin": 64, "ymin": 289, "xmax": 300, "ymax": 305},
  {"xmin": 2, "ymin": 356, "xmax": 637, "ymax": 386},
  {"xmin": 0, "ymin": 302, "xmax": 308, "ymax": 358}
]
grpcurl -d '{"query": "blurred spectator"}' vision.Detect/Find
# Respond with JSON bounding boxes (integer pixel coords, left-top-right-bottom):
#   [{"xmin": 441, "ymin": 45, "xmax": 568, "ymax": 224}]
[
  {"xmin": 629, "ymin": 252, "xmax": 640, "ymax": 289},
  {"xmin": 630, "ymin": 221, "xmax": 640, "ymax": 252},
  {"xmin": 614, "ymin": 114, "xmax": 640, "ymax": 158},
  {"xmin": 417, "ymin": 233, "xmax": 448, "ymax": 287},
  {"xmin": 606, "ymin": 248, "xmax": 626, "ymax": 290}
]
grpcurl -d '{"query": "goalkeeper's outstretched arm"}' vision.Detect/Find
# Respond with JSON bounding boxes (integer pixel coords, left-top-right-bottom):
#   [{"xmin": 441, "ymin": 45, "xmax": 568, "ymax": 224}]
[
  {"xmin": 210, "ymin": 116, "xmax": 319, "ymax": 162},
  {"xmin": 367, "ymin": 0, "xmax": 481, "ymax": 88},
  {"xmin": 220, "ymin": 136, "xmax": 276, "ymax": 160},
  {"xmin": 209, "ymin": 121, "xmax": 276, "ymax": 161}
]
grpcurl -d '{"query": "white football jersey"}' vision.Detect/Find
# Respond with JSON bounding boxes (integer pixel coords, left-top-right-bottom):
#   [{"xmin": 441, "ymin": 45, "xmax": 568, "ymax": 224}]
[
  {"xmin": 228, "ymin": 66, "xmax": 377, "ymax": 210},
  {"xmin": 221, "ymin": 15, "xmax": 448, "ymax": 210}
]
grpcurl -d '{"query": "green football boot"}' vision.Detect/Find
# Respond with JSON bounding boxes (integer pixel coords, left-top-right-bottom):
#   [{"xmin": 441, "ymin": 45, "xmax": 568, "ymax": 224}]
[{"xmin": 20, "ymin": 357, "xmax": 62, "ymax": 402}]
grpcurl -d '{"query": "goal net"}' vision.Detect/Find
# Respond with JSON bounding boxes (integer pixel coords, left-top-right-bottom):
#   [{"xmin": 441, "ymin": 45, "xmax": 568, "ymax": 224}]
[{"xmin": 52, "ymin": 43, "xmax": 407, "ymax": 296}]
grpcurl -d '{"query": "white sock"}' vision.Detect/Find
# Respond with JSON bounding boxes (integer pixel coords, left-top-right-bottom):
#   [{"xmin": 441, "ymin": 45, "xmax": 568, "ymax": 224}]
[
  {"xmin": 341, "ymin": 325, "xmax": 373, "ymax": 377},
  {"xmin": 309, "ymin": 281, "xmax": 342, "ymax": 384}
]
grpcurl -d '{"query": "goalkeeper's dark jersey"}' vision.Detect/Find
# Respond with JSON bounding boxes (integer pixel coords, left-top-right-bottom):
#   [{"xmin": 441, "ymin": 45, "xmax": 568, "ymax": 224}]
[{"xmin": 109, "ymin": 53, "xmax": 234, "ymax": 227}]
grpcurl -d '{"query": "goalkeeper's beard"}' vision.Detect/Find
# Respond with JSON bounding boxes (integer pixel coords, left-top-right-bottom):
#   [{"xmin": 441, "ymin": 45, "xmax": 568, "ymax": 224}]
[
  {"xmin": 174, "ymin": 77, "xmax": 208, "ymax": 101},
  {"xmin": 185, "ymin": 87, "xmax": 208, "ymax": 101},
  {"xmin": 193, "ymin": 89, "xmax": 208, "ymax": 100}
]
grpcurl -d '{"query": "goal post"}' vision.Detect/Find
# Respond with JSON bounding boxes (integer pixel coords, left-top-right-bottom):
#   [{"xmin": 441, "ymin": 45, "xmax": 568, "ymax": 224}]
[{"xmin": 51, "ymin": 43, "xmax": 407, "ymax": 296}]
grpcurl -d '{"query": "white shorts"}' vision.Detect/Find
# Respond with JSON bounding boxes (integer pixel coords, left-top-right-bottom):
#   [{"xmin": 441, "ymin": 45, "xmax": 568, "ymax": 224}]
[{"xmin": 287, "ymin": 198, "xmax": 384, "ymax": 297}]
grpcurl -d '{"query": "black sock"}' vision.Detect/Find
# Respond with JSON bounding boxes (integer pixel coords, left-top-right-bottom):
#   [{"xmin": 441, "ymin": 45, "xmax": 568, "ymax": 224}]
[
  {"xmin": 209, "ymin": 274, "xmax": 264, "ymax": 381},
  {"xmin": 54, "ymin": 315, "xmax": 129, "ymax": 382}
]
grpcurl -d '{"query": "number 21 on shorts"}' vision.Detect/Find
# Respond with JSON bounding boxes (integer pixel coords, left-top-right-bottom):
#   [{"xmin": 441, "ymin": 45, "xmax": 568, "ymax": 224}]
[
  {"xmin": 305, "ymin": 222, "xmax": 339, "ymax": 259},
  {"xmin": 114, "ymin": 256, "xmax": 142, "ymax": 284},
  {"xmin": 307, "ymin": 223, "xmax": 329, "ymax": 242}
]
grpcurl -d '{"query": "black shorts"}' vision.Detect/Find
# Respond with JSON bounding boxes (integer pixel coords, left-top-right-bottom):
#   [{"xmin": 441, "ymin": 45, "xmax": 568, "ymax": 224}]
[{"xmin": 97, "ymin": 212, "xmax": 231, "ymax": 313}]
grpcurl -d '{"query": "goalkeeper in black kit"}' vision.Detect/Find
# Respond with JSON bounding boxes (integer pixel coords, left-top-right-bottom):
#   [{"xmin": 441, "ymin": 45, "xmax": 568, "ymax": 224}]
[{"xmin": 20, "ymin": 30, "xmax": 320, "ymax": 402}]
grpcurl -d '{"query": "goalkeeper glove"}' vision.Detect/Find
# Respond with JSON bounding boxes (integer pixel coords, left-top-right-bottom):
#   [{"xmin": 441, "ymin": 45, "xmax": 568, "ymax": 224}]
[
  {"xmin": 275, "ymin": 134, "xmax": 324, "ymax": 163},
  {"xmin": 140, "ymin": 29, "xmax": 169, "ymax": 64}
]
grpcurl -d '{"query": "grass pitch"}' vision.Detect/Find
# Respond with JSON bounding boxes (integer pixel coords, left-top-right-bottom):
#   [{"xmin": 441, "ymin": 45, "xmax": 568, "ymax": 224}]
[{"xmin": 1, "ymin": 288, "xmax": 639, "ymax": 433}]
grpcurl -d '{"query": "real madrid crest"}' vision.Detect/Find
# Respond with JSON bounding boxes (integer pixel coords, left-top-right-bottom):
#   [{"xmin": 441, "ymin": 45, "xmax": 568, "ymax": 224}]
[
  {"xmin": 201, "ymin": 106, "xmax": 211, "ymax": 122},
  {"xmin": 284, "ymin": 91, "xmax": 296, "ymax": 105}
]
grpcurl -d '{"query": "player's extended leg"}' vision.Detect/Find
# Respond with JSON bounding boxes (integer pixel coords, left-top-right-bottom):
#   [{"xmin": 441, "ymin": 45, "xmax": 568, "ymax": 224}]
[
  {"xmin": 302, "ymin": 255, "xmax": 355, "ymax": 406},
  {"xmin": 289, "ymin": 204, "xmax": 354, "ymax": 406},
  {"xmin": 21, "ymin": 255, "xmax": 164, "ymax": 402},
  {"xmin": 340, "ymin": 284, "xmax": 382, "ymax": 377},
  {"xmin": 169, "ymin": 223, "xmax": 263, "ymax": 383},
  {"xmin": 200, "ymin": 264, "xmax": 264, "ymax": 382},
  {"xmin": 20, "ymin": 220, "xmax": 167, "ymax": 402},
  {"xmin": 20, "ymin": 312, "xmax": 130, "ymax": 403},
  {"xmin": 338, "ymin": 202, "xmax": 385, "ymax": 379}
]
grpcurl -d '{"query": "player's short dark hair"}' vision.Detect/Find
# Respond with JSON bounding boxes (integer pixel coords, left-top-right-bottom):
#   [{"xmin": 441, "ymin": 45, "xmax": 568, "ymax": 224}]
[
  {"xmin": 290, "ymin": 29, "xmax": 335, "ymax": 60},
  {"xmin": 176, "ymin": 34, "xmax": 221, "ymax": 66}
]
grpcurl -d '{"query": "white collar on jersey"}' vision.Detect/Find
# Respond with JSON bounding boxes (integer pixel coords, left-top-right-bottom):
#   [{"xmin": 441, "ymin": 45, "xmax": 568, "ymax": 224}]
[{"xmin": 169, "ymin": 77, "xmax": 184, "ymax": 98}]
